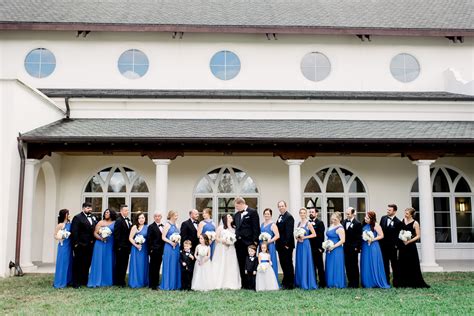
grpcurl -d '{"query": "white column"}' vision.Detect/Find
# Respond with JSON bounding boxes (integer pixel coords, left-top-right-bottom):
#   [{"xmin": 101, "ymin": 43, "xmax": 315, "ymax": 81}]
[
  {"xmin": 153, "ymin": 159, "xmax": 171, "ymax": 215},
  {"xmin": 20, "ymin": 159, "xmax": 40, "ymax": 271},
  {"xmin": 286, "ymin": 159, "xmax": 305, "ymax": 219},
  {"xmin": 413, "ymin": 160, "xmax": 443, "ymax": 272}
]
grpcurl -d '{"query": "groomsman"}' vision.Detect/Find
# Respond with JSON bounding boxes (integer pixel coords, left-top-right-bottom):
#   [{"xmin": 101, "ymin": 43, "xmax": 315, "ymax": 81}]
[
  {"xmin": 276, "ymin": 200, "xmax": 295, "ymax": 290},
  {"xmin": 147, "ymin": 211, "xmax": 165, "ymax": 290},
  {"xmin": 233, "ymin": 197, "xmax": 260, "ymax": 289},
  {"xmin": 343, "ymin": 207, "xmax": 363, "ymax": 288},
  {"xmin": 309, "ymin": 208, "xmax": 326, "ymax": 288},
  {"xmin": 380, "ymin": 204, "xmax": 403, "ymax": 287},
  {"xmin": 70, "ymin": 202, "xmax": 97, "ymax": 288},
  {"xmin": 113, "ymin": 204, "xmax": 132, "ymax": 287},
  {"xmin": 180, "ymin": 209, "xmax": 200, "ymax": 252}
]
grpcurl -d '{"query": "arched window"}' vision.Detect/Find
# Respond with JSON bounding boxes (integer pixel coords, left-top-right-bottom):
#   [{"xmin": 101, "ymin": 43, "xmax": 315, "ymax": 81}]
[
  {"xmin": 194, "ymin": 166, "xmax": 259, "ymax": 223},
  {"xmin": 304, "ymin": 166, "xmax": 368, "ymax": 226},
  {"xmin": 82, "ymin": 166, "xmax": 150, "ymax": 221},
  {"xmin": 410, "ymin": 166, "xmax": 473, "ymax": 243}
]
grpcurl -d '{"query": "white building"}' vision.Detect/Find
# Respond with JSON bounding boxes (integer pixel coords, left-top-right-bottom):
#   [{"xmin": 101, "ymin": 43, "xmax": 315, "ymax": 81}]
[{"xmin": 0, "ymin": 0, "xmax": 473, "ymax": 277}]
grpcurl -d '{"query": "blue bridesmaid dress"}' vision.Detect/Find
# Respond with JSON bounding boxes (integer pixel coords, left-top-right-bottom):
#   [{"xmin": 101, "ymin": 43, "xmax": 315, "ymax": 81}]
[
  {"xmin": 160, "ymin": 223, "xmax": 181, "ymax": 290},
  {"xmin": 260, "ymin": 223, "xmax": 280, "ymax": 283},
  {"xmin": 129, "ymin": 225, "xmax": 149, "ymax": 288},
  {"xmin": 202, "ymin": 220, "xmax": 216, "ymax": 259},
  {"xmin": 325, "ymin": 225, "xmax": 347, "ymax": 288},
  {"xmin": 87, "ymin": 222, "xmax": 115, "ymax": 287},
  {"xmin": 361, "ymin": 224, "xmax": 390, "ymax": 289},
  {"xmin": 294, "ymin": 222, "xmax": 318, "ymax": 290},
  {"xmin": 53, "ymin": 222, "xmax": 73, "ymax": 288}
]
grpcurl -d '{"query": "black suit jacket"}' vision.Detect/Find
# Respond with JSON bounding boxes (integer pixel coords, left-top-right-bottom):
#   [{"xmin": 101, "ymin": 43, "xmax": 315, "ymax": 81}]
[
  {"xmin": 147, "ymin": 222, "xmax": 165, "ymax": 254},
  {"xmin": 114, "ymin": 215, "xmax": 132, "ymax": 251},
  {"xmin": 276, "ymin": 211, "xmax": 295, "ymax": 250},
  {"xmin": 180, "ymin": 219, "xmax": 199, "ymax": 250},
  {"xmin": 245, "ymin": 256, "xmax": 258, "ymax": 274},
  {"xmin": 380, "ymin": 215, "xmax": 403, "ymax": 249},
  {"xmin": 234, "ymin": 207, "xmax": 260, "ymax": 246},
  {"xmin": 309, "ymin": 218, "xmax": 325, "ymax": 252},
  {"xmin": 343, "ymin": 218, "xmax": 363, "ymax": 251},
  {"xmin": 70, "ymin": 212, "xmax": 97, "ymax": 248},
  {"xmin": 180, "ymin": 250, "xmax": 196, "ymax": 272}
]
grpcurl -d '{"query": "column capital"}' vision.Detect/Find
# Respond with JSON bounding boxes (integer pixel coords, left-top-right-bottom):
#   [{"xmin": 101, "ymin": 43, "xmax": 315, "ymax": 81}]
[
  {"xmin": 25, "ymin": 158, "xmax": 40, "ymax": 165},
  {"xmin": 413, "ymin": 160, "xmax": 436, "ymax": 167},
  {"xmin": 152, "ymin": 159, "xmax": 171, "ymax": 166},
  {"xmin": 285, "ymin": 159, "xmax": 305, "ymax": 166}
]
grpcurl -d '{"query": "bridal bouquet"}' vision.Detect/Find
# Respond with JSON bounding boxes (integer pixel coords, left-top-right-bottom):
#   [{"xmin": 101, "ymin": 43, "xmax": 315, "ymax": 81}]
[
  {"xmin": 170, "ymin": 233, "xmax": 181, "ymax": 244},
  {"xmin": 222, "ymin": 230, "xmax": 236, "ymax": 245},
  {"xmin": 293, "ymin": 227, "xmax": 306, "ymax": 239},
  {"xmin": 362, "ymin": 230, "xmax": 375, "ymax": 244},
  {"xmin": 56, "ymin": 229, "xmax": 71, "ymax": 246},
  {"xmin": 259, "ymin": 232, "xmax": 272, "ymax": 242},
  {"xmin": 134, "ymin": 234, "xmax": 146, "ymax": 250},
  {"xmin": 205, "ymin": 231, "xmax": 216, "ymax": 242},
  {"xmin": 322, "ymin": 240, "xmax": 334, "ymax": 251},
  {"xmin": 99, "ymin": 226, "xmax": 112, "ymax": 241},
  {"xmin": 399, "ymin": 230, "xmax": 412, "ymax": 242}
]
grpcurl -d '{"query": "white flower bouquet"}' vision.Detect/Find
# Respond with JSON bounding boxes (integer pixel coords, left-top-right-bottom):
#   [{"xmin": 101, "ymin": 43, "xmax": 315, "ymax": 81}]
[
  {"xmin": 259, "ymin": 232, "xmax": 272, "ymax": 242},
  {"xmin": 362, "ymin": 230, "xmax": 375, "ymax": 244},
  {"xmin": 170, "ymin": 233, "xmax": 181, "ymax": 244},
  {"xmin": 134, "ymin": 234, "xmax": 145, "ymax": 245},
  {"xmin": 322, "ymin": 240, "xmax": 334, "ymax": 251},
  {"xmin": 257, "ymin": 263, "xmax": 269, "ymax": 273},
  {"xmin": 205, "ymin": 231, "xmax": 216, "ymax": 242},
  {"xmin": 99, "ymin": 226, "xmax": 112, "ymax": 241},
  {"xmin": 222, "ymin": 230, "xmax": 237, "ymax": 245},
  {"xmin": 56, "ymin": 229, "xmax": 71, "ymax": 246},
  {"xmin": 399, "ymin": 230, "xmax": 412, "ymax": 242},
  {"xmin": 293, "ymin": 227, "xmax": 306, "ymax": 239}
]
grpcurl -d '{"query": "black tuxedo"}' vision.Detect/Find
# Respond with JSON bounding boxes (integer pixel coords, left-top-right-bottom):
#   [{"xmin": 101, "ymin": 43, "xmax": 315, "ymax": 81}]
[
  {"xmin": 70, "ymin": 212, "xmax": 97, "ymax": 287},
  {"xmin": 309, "ymin": 218, "xmax": 326, "ymax": 287},
  {"xmin": 380, "ymin": 215, "xmax": 403, "ymax": 287},
  {"xmin": 244, "ymin": 255, "xmax": 258, "ymax": 290},
  {"xmin": 180, "ymin": 250, "xmax": 196, "ymax": 290},
  {"xmin": 234, "ymin": 207, "xmax": 260, "ymax": 288},
  {"xmin": 343, "ymin": 218, "xmax": 363, "ymax": 288},
  {"xmin": 180, "ymin": 218, "xmax": 199, "ymax": 252},
  {"xmin": 276, "ymin": 211, "xmax": 295, "ymax": 289},
  {"xmin": 113, "ymin": 215, "xmax": 132, "ymax": 286},
  {"xmin": 147, "ymin": 222, "xmax": 165, "ymax": 289}
]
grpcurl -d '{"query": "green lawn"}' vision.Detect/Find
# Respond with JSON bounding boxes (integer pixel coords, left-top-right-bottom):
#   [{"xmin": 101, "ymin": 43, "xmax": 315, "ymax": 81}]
[{"xmin": 0, "ymin": 273, "xmax": 473, "ymax": 315}]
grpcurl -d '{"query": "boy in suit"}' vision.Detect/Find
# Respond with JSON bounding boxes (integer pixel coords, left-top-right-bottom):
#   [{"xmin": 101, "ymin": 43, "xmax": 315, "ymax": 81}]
[
  {"xmin": 244, "ymin": 245, "xmax": 258, "ymax": 290},
  {"xmin": 180, "ymin": 240, "xmax": 196, "ymax": 290}
]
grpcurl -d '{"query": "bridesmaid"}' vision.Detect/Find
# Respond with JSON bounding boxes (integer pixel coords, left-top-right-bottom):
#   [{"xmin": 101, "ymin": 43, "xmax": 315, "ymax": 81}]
[
  {"xmin": 360, "ymin": 211, "xmax": 390, "ymax": 289},
  {"xmin": 325, "ymin": 212, "xmax": 346, "ymax": 288},
  {"xmin": 53, "ymin": 209, "xmax": 73, "ymax": 288},
  {"xmin": 160, "ymin": 210, "xmax": 182, "ymax": 290},
  {"xmin": 88, "ymin": 209, "xmax": 116, "ymax": 287},
  {"xmin": 128, "ymin": 212, "xmax": 149, "ymax": 288},
  {"xmin": 197, "ymin": 208, "xmax": 216, "ymax": 259},
  {"xmin": 260, "ymin": 208, "xmax": 280, "ymax": 283},
  {"xmin": 398, "ymin": 208, "xmax": 430, "ymax": 288},
  {"xmin": 294, "ymin": 208, "xmax": 318, "ymax": 290}
]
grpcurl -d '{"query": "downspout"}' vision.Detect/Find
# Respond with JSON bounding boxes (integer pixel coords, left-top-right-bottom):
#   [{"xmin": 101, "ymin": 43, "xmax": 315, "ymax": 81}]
[
  {"xmin": 10, "ymin": 135, "xmax": 25, "ymax": 276},
  {"xmin": 65, "ymin": 97, "xmax": 70, "ymax": 119}
]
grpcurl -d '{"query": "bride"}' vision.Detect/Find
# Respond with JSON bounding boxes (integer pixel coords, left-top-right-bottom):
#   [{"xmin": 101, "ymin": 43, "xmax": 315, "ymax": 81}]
[{"xmin": 212, "ymin": 214, "xmax": 242, "ymax": 290}]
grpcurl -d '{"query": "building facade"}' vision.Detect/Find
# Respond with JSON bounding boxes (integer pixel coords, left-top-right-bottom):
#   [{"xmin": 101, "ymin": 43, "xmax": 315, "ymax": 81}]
[{"xmin": 0, "ymin": 0, "xmax": 473, "ymax": 277}]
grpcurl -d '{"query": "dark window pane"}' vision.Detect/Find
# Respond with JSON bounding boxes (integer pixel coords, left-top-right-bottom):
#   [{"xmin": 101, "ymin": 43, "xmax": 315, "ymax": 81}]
[
  {"xmin": 339, "ymin": 168, "xmax": 353, "ymax": 182},
  {"xmin": 131, "ymin": 176, "xmax": 149, "ymax": 192},
  {"xmin": 316, "ymin": 168, "xmax": 328, "ymax": 183},
  {"xmin": 218, "ymin": 197, "xmax": 235, "ymax": 222},
  {"xmin": 457, "ymin": 228, "xmax": 474, "ymax": 243},
  {"xmin": 85, "ymin": 175, "xmax": 103, "ymax": 192},
  {"xmin": 433, "ymin": 197, "xmax": 450, "ymax": 213},
  {"xmin": 304, "ymin": 177, "xmax": 321, "ymax": 193},
  {"xmin": 411, "ymin": 178, "xmax": 419, "ymax": 192},
  {"xmin": 85, "ymin": 197, "xmax": 102, "ymax": 218},
  {"xmin": 446, "ymin": 168, "xmax": 459, "ymax": 183},
  {"xmin": 326, "ymin": 197, "xmax": 343, "ymax": 227},
  {"xmin": 131, "ymin": 197, "xmax": 148, "ymax": 221},
  {"xmin": 304, "ymin": 197, "xmax": 322, "ymax": 212},
  {"xmin": 195, "ymin": 198, "xmax": 213, "ymax": 215},
  {"xmin": 349, "ymin": 197, "xmax": 366, "ymax": 214},
  {"xmin": 455, "ymin": 178, "xmax": 471, "ymax": 193},
  {"xmin": 432, "ymin": 170, "xmax": 450, "ymax": 192},
  {"xmin": 326, "ymin": 171, "xmax": 343, "ymax": 192},
  {"xmin": 107, "ymin": 197, "xmax": 126, "ymax": 213},
  {"xmin": 435, "ymin": 228, "xmax": 451, "ymax": 243},
  {"xmin": 434, "ymin": 213, "xmax": 451, "ymax": 227},
  {"xmin": 349, "ymin": 177, "xmax": 366, "ymax": 193},
  {"xmin": 411, "ymin": 197, "xmax": 420, "ymax": 222}
]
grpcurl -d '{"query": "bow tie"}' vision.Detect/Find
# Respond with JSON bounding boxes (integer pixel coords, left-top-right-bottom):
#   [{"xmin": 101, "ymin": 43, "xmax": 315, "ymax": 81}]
[
  {"xmin": 193, "ymin": 221, "xmax": 199, "ymax": 224},
  {"xmin": 86, "ymin": 214, "xmax": 92, "ymax": 218},
  {"xmin": 158, "ymin": 224, "xmax": 164, "ymax": 227}
]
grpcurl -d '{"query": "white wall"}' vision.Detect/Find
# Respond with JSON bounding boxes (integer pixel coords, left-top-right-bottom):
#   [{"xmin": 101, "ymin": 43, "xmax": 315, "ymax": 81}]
[
  {"xmin": 0, "ymin": 79, "xmax": 64, "ymax": 277},
  {"xmin": 0, "ymin": 31, "xmax": 472, "ymax": 92}
]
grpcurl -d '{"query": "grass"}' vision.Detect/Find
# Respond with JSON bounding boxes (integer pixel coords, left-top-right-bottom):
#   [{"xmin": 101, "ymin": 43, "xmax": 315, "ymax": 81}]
[{"xmin": 0, "ymin": 273, "xmax": 473, "ymax": 315}]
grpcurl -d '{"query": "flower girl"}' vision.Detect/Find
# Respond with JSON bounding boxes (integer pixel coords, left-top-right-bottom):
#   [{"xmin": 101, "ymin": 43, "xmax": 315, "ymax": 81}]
[
  {"xmin": 191, "ymin": 234, "xmax": 214, "ymax": 291},
  {"xmin": 255, "ymin": 242, "xmax": 279, "ymax": 291}
]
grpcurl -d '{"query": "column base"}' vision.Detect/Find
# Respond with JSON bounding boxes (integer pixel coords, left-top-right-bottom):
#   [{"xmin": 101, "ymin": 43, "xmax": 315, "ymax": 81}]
[
  {"xmin": 421, "ymin": 263, "xmax": 443, "ymax": 272},
  {"xmin": 20, "ymin": 262, "xmax": 38, "ymax": 272}
]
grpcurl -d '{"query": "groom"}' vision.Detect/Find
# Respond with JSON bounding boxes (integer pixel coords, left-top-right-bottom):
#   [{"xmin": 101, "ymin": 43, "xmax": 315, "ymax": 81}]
[{"xmin": 233, "ymin": 197, "xmax": 260, "ymax": 289}]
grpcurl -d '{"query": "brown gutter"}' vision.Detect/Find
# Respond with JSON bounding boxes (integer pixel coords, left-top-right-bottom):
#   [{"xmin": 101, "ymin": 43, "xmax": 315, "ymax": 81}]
[
  {"xmin": 0, "ymin": 22, "xmax": 473, "ymax": 37},
  {"xmin": 11, "ymin": 136, "xmax": 25, "ymax": 276}
]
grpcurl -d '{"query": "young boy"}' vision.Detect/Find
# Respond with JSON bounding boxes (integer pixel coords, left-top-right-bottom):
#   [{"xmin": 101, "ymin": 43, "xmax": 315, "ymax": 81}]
[
  {"xmin": 244, "ymin": 244, "xmax": 258, "ymax": 290},
  {"xmin": 180, "ymin": 240, "xmax": 196, "ymax": 290}
]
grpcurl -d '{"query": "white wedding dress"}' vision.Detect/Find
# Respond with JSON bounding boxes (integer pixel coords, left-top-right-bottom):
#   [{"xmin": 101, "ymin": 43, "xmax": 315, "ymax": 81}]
[
  {"xmin": 212, "ymin": 226, "xmax": 242, "ymax": 290},
  {"xmin": 191, "ymin": 245, "xmax": 214, "ymax": 291}
]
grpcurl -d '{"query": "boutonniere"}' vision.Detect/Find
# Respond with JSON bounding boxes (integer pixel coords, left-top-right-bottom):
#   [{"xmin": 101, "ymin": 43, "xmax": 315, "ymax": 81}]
[
  {"xmin": 350, "ymin": 223, "xmax": 354, "ymax": 228},
  {"xmin": 390, "ymin": 221, "xmax": 394, "ymax": 226}
]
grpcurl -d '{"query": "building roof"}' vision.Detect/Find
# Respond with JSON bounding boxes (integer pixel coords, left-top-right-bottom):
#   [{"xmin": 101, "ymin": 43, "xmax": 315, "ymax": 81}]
[
  {"xmin": 1, "ymin": 0, "xmax": 473, "ymax": 36},
  {"xmin": 21, "ymin": 118, "xmax": 474, "ymax": 142},
  {"xmin": 40, "ymin": 89, "xmax": 474, "ymax": 102}
]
